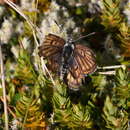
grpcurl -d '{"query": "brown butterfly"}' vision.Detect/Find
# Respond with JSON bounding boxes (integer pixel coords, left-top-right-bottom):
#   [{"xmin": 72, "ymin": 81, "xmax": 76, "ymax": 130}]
[{"xmin": 38, "ymin": 33, "xmax": 97, "ymax": 91}]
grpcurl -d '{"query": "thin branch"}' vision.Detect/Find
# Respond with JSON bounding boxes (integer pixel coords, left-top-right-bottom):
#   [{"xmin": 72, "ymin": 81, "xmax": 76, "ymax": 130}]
[
  {"xmin": 40, "ymin": 57, "xmax": 56, "ymax": 87},
  {"xmin": 97, "ymin": 65, "xmax": 126, "ymax": 70},
  {"xmin": 0, "ymin": 97, "xmax": 16, "ymax": 118},
  {"xmin": 97, "ymin": 71, "xmax": 116, "ymax": 75},
  {"xmin": 0, "ymin": 42, "xmax": 9, "ymax": 130},
  {"xmin": 97, "ymin": 65, "xmax": 126, "ymax": 75}
]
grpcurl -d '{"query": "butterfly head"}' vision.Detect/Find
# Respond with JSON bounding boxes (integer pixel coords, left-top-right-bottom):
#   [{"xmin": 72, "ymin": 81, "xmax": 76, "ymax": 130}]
[{"xmin": 66, "ymin": 36, "xmax": 74, "ymax": 45}]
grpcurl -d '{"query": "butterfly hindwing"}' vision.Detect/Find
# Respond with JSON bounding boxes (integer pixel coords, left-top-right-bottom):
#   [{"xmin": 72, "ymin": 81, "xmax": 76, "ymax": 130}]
[
  {"xmin": 66, "ymin": 71, "xmax": 83, "ymax": 90},
  {"xmin": 47, "ymin": 52, "xmax": 62, "ymax": 73}
]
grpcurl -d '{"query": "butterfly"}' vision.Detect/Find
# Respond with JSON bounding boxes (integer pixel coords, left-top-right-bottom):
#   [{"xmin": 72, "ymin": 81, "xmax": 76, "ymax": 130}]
[{"xmin": 38, "ymin": 33, "xmax": 97, "ymax": 91}]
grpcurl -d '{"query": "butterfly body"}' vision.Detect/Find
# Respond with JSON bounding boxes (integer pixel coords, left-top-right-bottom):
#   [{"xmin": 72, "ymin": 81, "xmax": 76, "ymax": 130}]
[
  {"xmin": 38, "ymin": 33, "xmax": 97, "ymax": 91},
  {"xmin": 60, "ymin": 39, "xmax": 74, "ymax": 80}
]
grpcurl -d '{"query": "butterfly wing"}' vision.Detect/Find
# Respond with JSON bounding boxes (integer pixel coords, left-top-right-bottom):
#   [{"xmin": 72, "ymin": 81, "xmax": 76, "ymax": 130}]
[
  {"xmin": 67, "ymin": 44, "xmax": 97, "ymax": 90},
  {"xmin": 38, "ymin": 33, "xmax": 65, "ymax": 58},
  {"xmin": 74, "ymin": 44, "xmax": 97, "ymax": 75},
  {"xmin": 47, "ymin": 53, "xmax": 62, "ymax": 73},
  {"xmin": 38, "ymin": 34, "xmax": 65, "ymax": 73}
]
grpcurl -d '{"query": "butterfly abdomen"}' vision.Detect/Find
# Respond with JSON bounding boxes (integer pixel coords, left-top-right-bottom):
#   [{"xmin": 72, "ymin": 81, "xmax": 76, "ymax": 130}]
[{"xmin": 60, "ymin": 64, "xmax": 68, "ymax": 80}]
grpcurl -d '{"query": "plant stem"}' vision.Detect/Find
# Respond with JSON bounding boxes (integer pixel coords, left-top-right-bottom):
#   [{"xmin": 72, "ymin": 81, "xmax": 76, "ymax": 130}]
[
  {"xmin": 98, "ymin": 71, "xmax": 116, "ymax": 75},
  {"xmin": 0, "ymin": 43, "xmax": 9, "ymax": 130},
  {"xmin": 97, "ymin": 65, "xmax": 125, "ymax": 70}
]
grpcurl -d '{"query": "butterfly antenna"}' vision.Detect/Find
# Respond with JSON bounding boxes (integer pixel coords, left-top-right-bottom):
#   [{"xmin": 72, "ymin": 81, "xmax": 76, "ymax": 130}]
[
  {"xmin": 73, "ymin": 32, "xmax": 96, "ymax": 42},
  {"xmin": 54, "ymin": 20, "xmax": 64, "ymax": 33}
]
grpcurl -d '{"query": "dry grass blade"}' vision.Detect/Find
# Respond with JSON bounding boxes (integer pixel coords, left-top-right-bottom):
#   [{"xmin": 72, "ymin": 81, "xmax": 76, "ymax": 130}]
[
  {"xmin": 97, "ymin": 65, "xmax": 126, "ymax": 70},
  {"xmin": 0, "ymin": 41, "xmax": 9, "ymax": 130},
  {"xmin": 98, "ymin": 71, "xmax": 116, "ymax": 75},
  {"xmin": 97, "ymin": 65, "xmax": 126, "ymax": 75}
]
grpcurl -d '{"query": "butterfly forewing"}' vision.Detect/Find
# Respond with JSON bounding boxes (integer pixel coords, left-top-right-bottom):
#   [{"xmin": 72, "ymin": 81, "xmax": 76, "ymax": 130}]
[
  {"xmin": 75, "ymin": 44, "xmax": 97, "ymax": 74},
  {"xmin": 38, "ymin": 34, "xmax": 65, "ymax": 58},
  {"xmin": 66, "ymin": 44, "xmax": 97, "ymax": 90}
]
